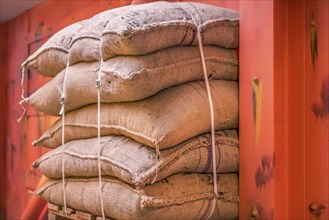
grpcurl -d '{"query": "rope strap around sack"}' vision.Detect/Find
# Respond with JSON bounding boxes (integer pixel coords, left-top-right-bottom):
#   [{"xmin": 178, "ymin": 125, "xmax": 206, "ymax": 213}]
[
  {"xmin": 97, "ymin": 38, "xmax": 106, "ymax": 220},
  {"xmin": 196, "ymin": 24, "xmax": 218, "ymax": 220},
  {"xmin": 19, "ymin": 50, "xmax": 70, "ymax": 214},
  {"xmin": 59, "ymin": 56, "xmax": 72, "ymax": 217},
  {"xmin": 184, "ymin": 7, "xmax": 219, "ymax": 219}
]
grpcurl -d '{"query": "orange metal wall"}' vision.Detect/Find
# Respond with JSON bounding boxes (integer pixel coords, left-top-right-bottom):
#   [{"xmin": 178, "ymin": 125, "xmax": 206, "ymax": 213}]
[
  {"xmin": 0, "ymin": 23, "xmax": 6, "ymax": 220},
  {"xmin": 239, "ymin": 1, "xmax": 275, "ymax": 218},
  {"xmin": 0, "ymin": 0, "xmax": 328, "ymax": 219},
  {"xmin": 273, "ymin": 1, "xmax": 329, "ymax": 219},
  {"xmin": 304, "ymin": 2, "xmax": 328, "ymax": 218}
]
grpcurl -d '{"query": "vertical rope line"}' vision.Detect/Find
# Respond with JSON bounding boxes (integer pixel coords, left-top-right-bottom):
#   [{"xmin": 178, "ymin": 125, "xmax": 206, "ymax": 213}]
[
  {"xmin": 97, "ymin": 38, "xmax": 105, "ymax": 220},
  {"xmin": 195, "ymin": 25, "xmax": 218, "ymax": 218},
  {"xmin": 195, "ymin": 26, "xmax": 218, "ymax": 193},
  {"xmin": 206, "ymin": 197, "xmax": 217, "ymax": 219},
  {"xmin": 184, "ymin": 6, "xmax": 218, "ymax": 218},
  {"xmin": 61, "ymin": 102, "xmax": 67, "ymax": 216},
  {"xmin": 151, "ymin": 145, "xmax": 160, "ymax": 184},
  {"xmin": 20, "ymin": 64, "xmax": 26, "ymax": 100},
  {"xmin": 60, "ymin": 55, "xmax": 71, "ymax": 217}
]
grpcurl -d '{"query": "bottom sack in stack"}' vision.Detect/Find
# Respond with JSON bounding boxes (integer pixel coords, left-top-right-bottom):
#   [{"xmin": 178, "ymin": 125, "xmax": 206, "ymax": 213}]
[
  {"xmin": 35, "ymin": 173, "xmax": 238, "ymax": 219},
  {"xmin": 32, "ymin": 131, "xmax": 239, "ymax": 219}
]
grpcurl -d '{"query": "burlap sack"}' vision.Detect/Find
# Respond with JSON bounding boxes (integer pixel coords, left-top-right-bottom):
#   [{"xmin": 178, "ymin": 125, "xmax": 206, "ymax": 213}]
[
  {"xmin": 33, "ymin": 80, "xmax": 239, "ymax": 149},
  {"xmin": 69, "ymin": 2, "xmax": 239, "ymax": 64},
  {"xmin": 35, "ymin": 173, "xmax": 239, "ymax": 219},
  {"xmin": 23, "ymin": 20, "xmax": 86, "ymax": 77},
  {"xmin": 26, "ymin": 46, "xmax": 238, "ymax": 115},
  {"xmin": 68, "ymin": 5, "xmax": 129, "ymax": 65},
  {"xmin": 32, "ymin": 130, "xmax": 239, "ymax": 186}
]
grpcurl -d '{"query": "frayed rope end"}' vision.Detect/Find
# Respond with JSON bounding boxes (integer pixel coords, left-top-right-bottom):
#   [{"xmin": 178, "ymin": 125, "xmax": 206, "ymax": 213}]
[
  {"xmin": 17, "ymin": 99, "xmax": 27, "ymax": 123},
  {"xmin": 151, "ymin": 145, "xmax": 161, "ymax": 184}
]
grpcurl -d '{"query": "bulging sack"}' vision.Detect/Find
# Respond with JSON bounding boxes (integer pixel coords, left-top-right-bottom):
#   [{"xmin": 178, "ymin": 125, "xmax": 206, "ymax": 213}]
[
  {"xmin": 70, "ymin": 1, "xmax": 239, "ymax": 64},
  {"xmin": 35, "ymin": 173, "xmax": 239, "ymax": 219},
  {"xmin": 22, "ymin": 2, "xmax": 239, "ymax": 77},
  {"xmin": 23, "ymin": 20, "xmax": 86, "ymax": 77},
  {"xmin": 33, "ymin": 80, "xmax": 239, "ymax": 149},
  {"xmin": 32, "ymin": 131, "xmax": 239, "ymax": 186},
  {"xmin": 26, "ymin": 46, "xmax": 238, "ymax": 115}
]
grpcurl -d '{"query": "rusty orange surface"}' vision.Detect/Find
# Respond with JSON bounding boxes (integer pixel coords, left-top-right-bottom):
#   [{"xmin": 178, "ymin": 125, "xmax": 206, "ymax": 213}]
[
  {"xmin": 239, "ymin": 1, "xmax": 275, "ymax": 219},
  {"xmin": 0, "ymin": 0, "xmax": 328, "ymax": 220},
  {"xmin": 304, "ymin": 1, "xmax": 329, "ymax": 219},
  {"xmin": 273, "ymin": 1, "xmax": 329, "ymax": 219}
]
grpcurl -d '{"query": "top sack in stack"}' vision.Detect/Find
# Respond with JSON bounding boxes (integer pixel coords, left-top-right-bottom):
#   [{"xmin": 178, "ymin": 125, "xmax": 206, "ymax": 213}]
[
  {"xmin": 23, "ymin": 2, "xmax": 239, "ymax": 77},
  {"xmin": 22, "ymin": 20, "xmax": 86, "ymax": 77}
]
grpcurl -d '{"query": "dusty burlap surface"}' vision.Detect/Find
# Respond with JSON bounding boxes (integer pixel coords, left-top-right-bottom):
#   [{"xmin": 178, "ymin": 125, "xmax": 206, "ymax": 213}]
[
  {"xmin": 26, "ymin": 46, "xmax": 237, "ymax": 115},
  {"xmin": 70, "ymin": 1, "xmax": 239, "ymax": 64},
  {"xmin": 35, "ymin": 173, "xmax": 239, "ymax": 219},
  {"xmin": 23, "ymin": 20, "xmax": 86, "ymax": 77},
  {"xmin": 32, "ymin": 130, "xmax": 238, "ymax": 186},
  {"xmin": 33, "ymin": 80, "xmax": 238, "ymax": 149},
  {"xmin": 22, "ymin": 2, "xmax": 239, "ymax": 77}
]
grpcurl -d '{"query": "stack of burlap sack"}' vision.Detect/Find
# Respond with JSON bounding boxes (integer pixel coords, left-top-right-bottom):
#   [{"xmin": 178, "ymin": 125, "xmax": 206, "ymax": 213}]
[{"xmin": 23, "ymin": 2, "xmax": 240, "ymax": 219}]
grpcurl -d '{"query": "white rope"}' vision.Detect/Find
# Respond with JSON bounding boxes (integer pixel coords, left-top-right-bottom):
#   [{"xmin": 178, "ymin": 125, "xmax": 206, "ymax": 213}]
[
  {"xmin": 206, "ymin": 197, "xmax": 217, "ymax": 219},
  {"xmin": 151, "ymin": 145, "xmax": 160, "ymax": 184},
  {"xmin": 17, "ymin": 65, "xmax": 27, "ymax": 122},
  {"xmin": 196, "ymin": 24, "xmax": 218, "ymax": 219},
  {"xmin": 97, "ymin": 39, "xmax": 105, "ymax": 220},
  {"xmin": 59, "ymin": 56, "xmax": 71, "ymax": 217},
  {"xmin": 20, "ymin": 65, "xmax": 26, "ymax": 100},
  {"xmin": 186, "ymin": 10, "xmax": 218, "ymax": 219}
]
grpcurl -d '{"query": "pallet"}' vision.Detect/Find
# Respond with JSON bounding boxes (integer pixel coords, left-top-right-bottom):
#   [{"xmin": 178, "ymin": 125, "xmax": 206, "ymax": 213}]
[{"xmin": 48, "ymin": 203, "xmax": 112, "ymax": 220}]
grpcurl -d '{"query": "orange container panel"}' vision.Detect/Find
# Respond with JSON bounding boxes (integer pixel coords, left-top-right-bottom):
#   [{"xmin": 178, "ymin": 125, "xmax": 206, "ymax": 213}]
[
  {"xmin": 0, "ymin": 23, "xmax": 6, "ymax": 219},
  {"xmin": 304, "ymin": 1, "xmax": 328, "ymax": 218},
  {"xmin": 239, "ymin": 1, "xmax": 275, "ymax": 218},
  {"xmin": 274, "ymin": 1, "xmax": 329, "ymax": 219},
  {"xmin": 0, "ymin": 0, "xmax": 328, "ymax": 219}
]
